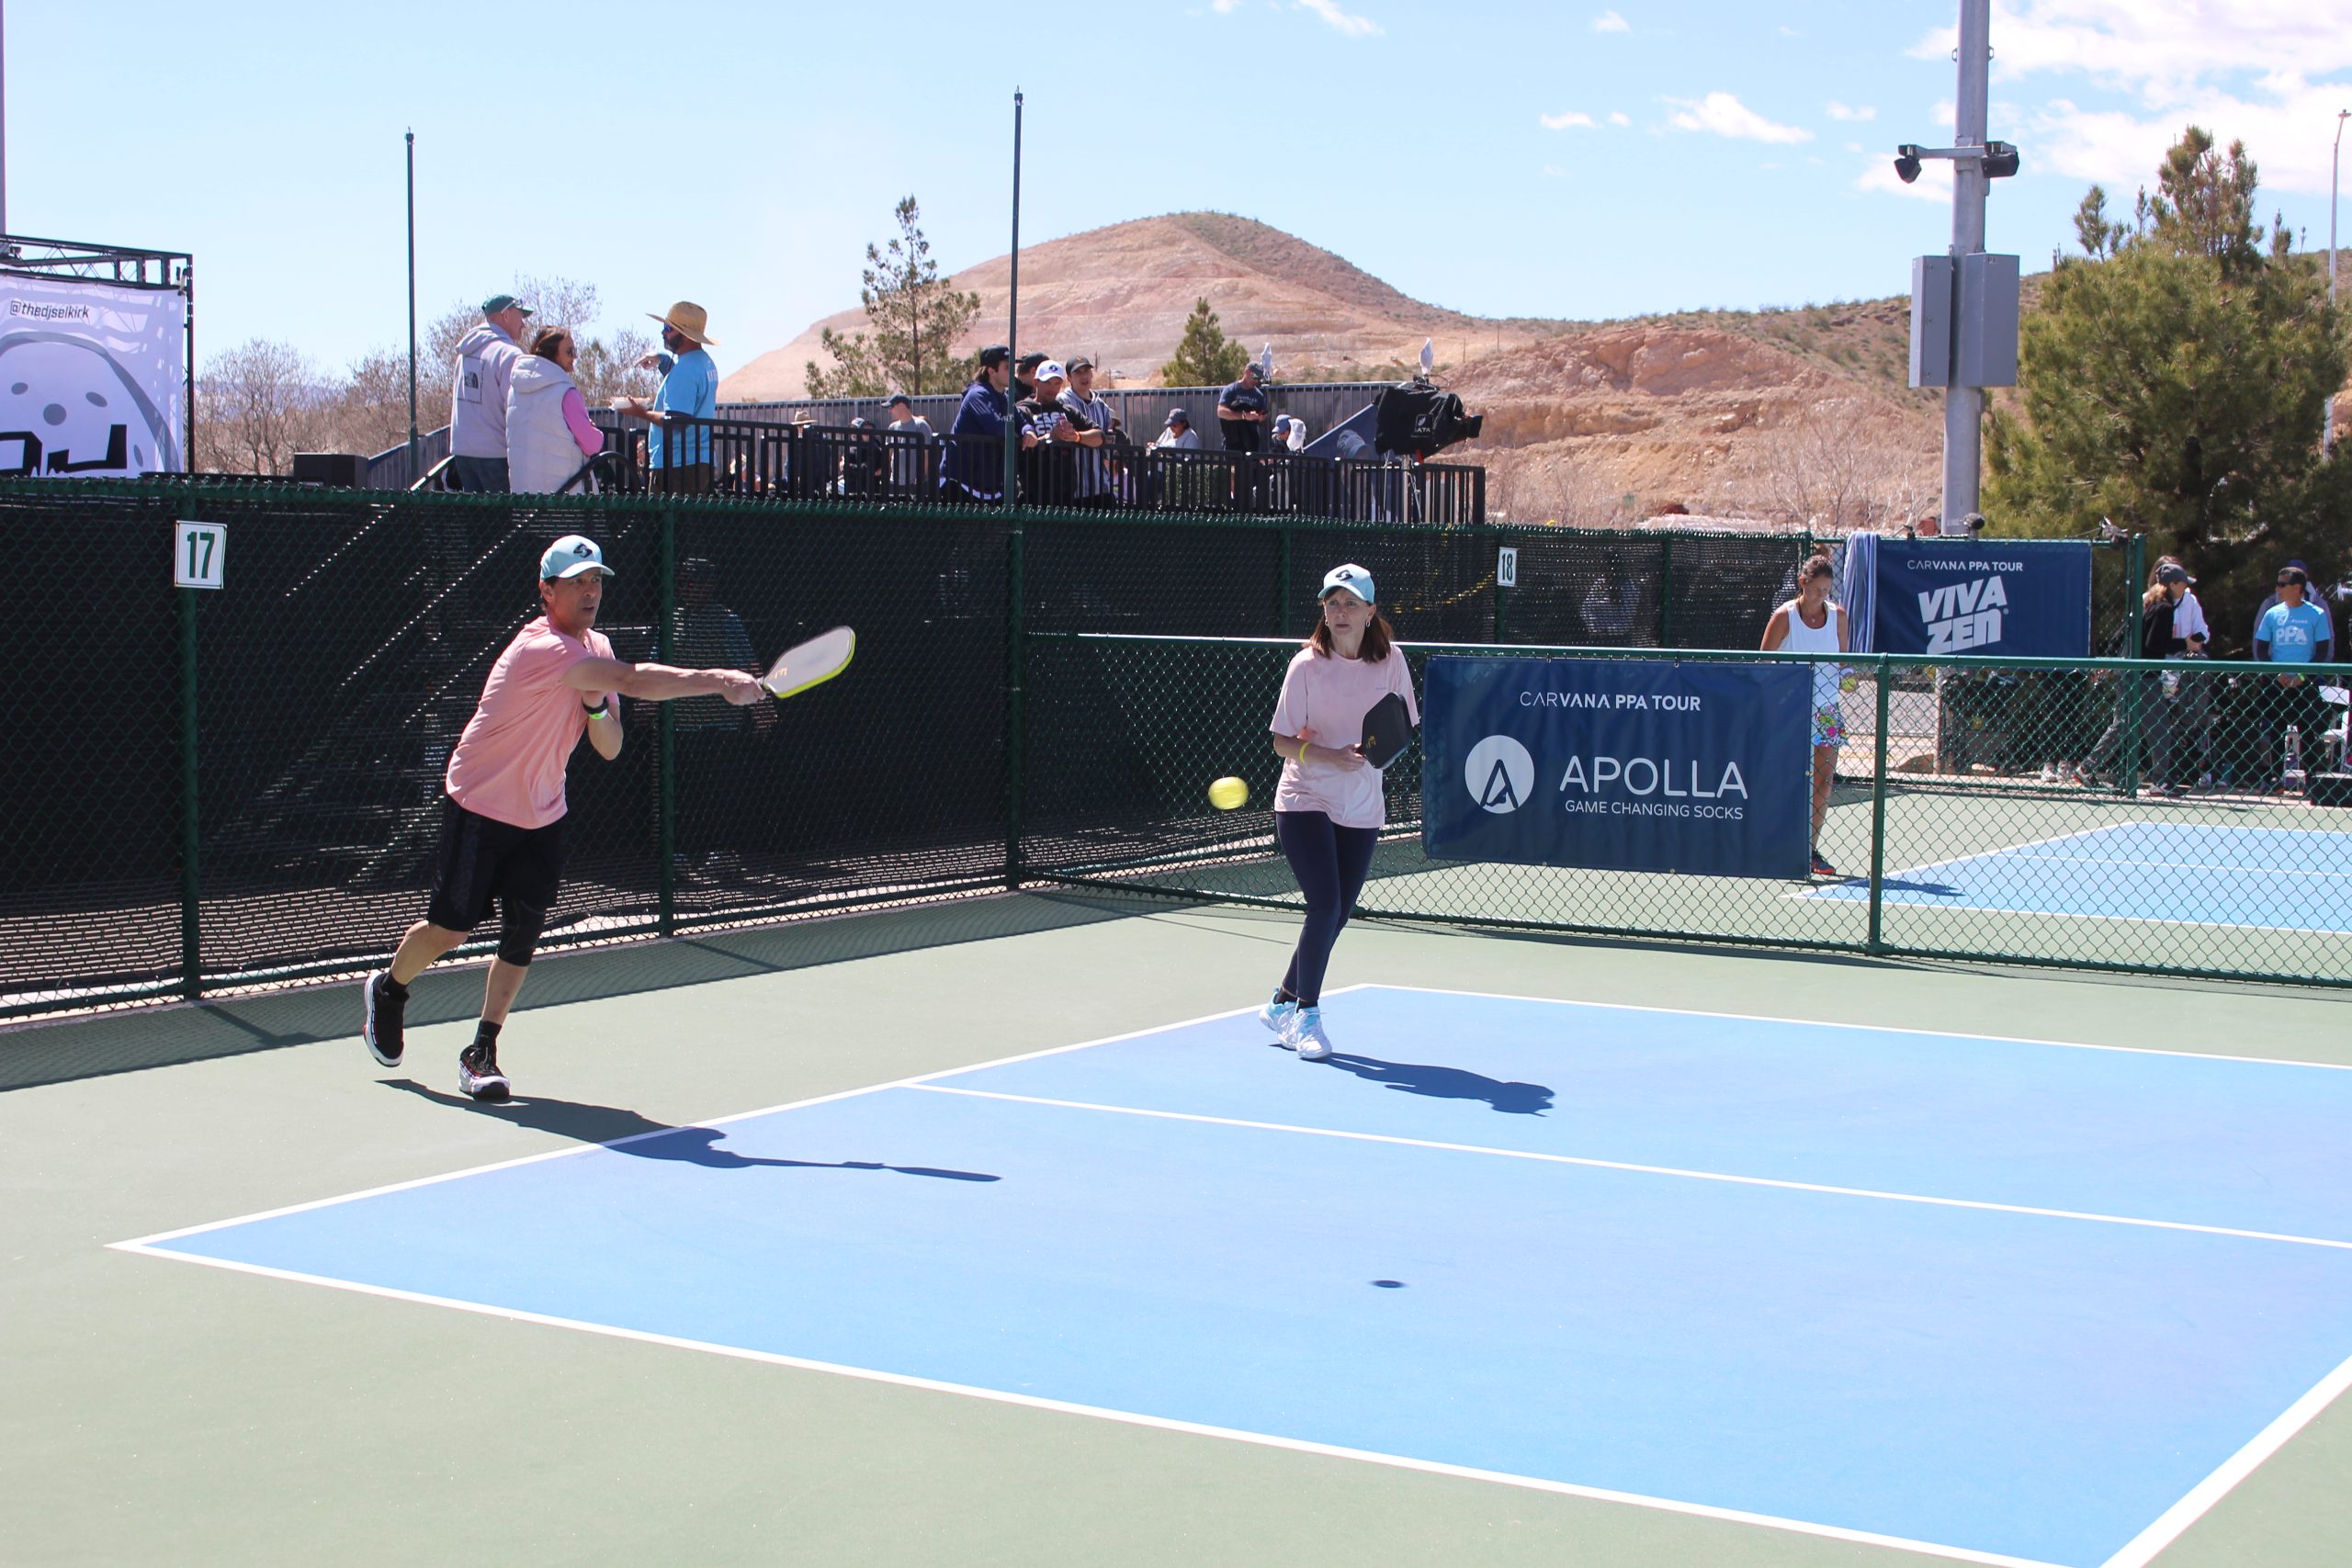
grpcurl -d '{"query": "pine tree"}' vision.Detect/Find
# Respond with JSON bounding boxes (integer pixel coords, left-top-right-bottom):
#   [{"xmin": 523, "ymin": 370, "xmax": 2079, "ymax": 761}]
[
  {"xmin": 807, "ymin": 197, "xmax": 983, "ymax": 399},
  {"xmin": 1160, "ymin": 298, "xmax": 1250, "ymax": 387},
  {"xmin": 1985, "ymin": 126, "xmax": 2348, "ymax": 644}
]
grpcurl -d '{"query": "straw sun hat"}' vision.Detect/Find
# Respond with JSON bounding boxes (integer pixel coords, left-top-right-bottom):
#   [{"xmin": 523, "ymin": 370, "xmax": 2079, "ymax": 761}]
[{"xmin": 647, "ymin": 300, "xmax": 718, "ymax": 345}]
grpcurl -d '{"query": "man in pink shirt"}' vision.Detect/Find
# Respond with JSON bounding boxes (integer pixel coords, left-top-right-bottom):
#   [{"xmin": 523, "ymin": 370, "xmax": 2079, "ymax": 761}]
[{"xmin": 361, "ymin": 534, "xmax": 766, "ymax": 1100}]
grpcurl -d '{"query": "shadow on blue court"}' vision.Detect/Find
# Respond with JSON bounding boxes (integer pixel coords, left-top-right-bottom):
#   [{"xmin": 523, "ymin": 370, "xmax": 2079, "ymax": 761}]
[
  {"xmin": 137, "ymin": 987, "xmax": 2352, "ymax": 1568},
  {"xmin": 1809, "ymin": 820, "xmax": 2352, "ymax": 930}
]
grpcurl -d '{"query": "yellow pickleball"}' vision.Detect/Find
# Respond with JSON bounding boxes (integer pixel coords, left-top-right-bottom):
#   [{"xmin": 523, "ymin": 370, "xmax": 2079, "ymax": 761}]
[{"xmin": 1207, "ymin": 776, "xmax": 1250, "ymax": 811}]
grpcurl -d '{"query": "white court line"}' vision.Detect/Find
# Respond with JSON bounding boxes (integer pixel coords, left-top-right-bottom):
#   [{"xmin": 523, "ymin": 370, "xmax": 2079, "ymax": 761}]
[
  {"xmin": 1355, "ymin": 982, "xmax": 2352, "ymax": 1074},
  {"xmin": 113, "ymin": 1000, "xmax": 1273, "ymax": 1249},
  {"xmin": 2096, "ymin": 1347, "xmax": 2352, "ymax": 1568},
  {"xmin": 103, "ymin": 1246, "xmax": 2064, "ymax": 1568},
  {"xmin": 2005, "ymin": 852, "xmax": 2352, "ymax": 879},
  {"xmin": 908, "ymin": 1084, "xmax": 2352, "ymax": 1252}
]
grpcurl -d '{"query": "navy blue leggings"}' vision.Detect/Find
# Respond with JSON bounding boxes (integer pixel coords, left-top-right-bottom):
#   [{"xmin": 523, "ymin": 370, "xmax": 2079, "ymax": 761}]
[{"xmin": 1274, "ymin": 810, "xmax": 1379, "ymax": 1007}]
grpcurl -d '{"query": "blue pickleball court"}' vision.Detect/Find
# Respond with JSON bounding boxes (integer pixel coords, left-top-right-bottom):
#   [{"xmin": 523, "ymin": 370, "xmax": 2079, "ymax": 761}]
[
  {"xmin": 1806, "ymin": 819, "xmax": 2352, "ymax": 931},
  {"xmin": 122, "ymin": 986, "xmax": 2352, "ymax": 1568}
]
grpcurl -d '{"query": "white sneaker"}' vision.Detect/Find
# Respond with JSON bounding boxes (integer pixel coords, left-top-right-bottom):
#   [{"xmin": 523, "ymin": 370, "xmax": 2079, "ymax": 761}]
[
  {"xmin": 1293, "ymin": 1007, "xmax": 1332, "ymax": 1061},
  {"xmin": 2038, "ymin": 763, "xmax": 2057, "ymax": 784},
  {"xmin": 1258, "ymin": 994, "xmax": 1299, "ymax": 1041}
]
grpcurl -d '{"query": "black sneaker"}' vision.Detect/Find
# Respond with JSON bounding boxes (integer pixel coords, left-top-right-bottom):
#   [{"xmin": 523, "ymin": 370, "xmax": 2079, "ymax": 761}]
[
  {"xmin": 362, "ymin": 970, "xmax": 404, "ymax": 1068},
  {"xmin": 458, "ymin": 1041, "xmax": 511, "ymax": 1102}
]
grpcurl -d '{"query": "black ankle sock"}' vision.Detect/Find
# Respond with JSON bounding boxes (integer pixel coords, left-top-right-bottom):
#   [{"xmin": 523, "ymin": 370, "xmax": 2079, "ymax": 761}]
[
  {"xmin": 1274, "ymin": 987, "xmax": 1298, "ymax": 1004},
  {"xmin": 381, "ymin": 975, "xmax": 409, "ymax": 1000},
  {"xmin": 472, "ymin": 1020, "xmax": 502, "ymax": 1050}
]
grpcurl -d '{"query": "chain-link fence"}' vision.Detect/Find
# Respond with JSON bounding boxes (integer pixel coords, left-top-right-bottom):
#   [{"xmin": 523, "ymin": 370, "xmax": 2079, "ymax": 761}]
[
  {"xmin": 3, "ymin": 475, "xmax": 2176, "ymax": 1021},
  {"xmin": 1020, "ymin": 636, "xmax": 2352, "ymax": 987}
]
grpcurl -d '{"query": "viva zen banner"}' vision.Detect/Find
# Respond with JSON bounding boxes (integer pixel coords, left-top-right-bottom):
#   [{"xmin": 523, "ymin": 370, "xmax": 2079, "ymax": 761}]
[
  {"xmin": 1871, "ymin": 539, "xmax": 2092, "ymax": 658},
  {"xmin": 1420, "ymin": 656, "xmax": 1814, "ymax": 879},
  {"xmin": 0, "ymin": 275, "xmax": 187, "ymax": 476}
]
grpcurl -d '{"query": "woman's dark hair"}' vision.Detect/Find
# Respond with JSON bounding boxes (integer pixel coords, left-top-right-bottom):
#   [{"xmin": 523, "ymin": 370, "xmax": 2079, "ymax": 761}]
[
  {"xmin": 1307, "ymin": 604, "xmax": 1395, "ymax": 661},
  {"xmin": 530, "ymin": 327, "xmax": 571, "ymax": 358},
  {"xmin": 1797, "ymin": 552, "xmax": 1836, "ymax": 585}
]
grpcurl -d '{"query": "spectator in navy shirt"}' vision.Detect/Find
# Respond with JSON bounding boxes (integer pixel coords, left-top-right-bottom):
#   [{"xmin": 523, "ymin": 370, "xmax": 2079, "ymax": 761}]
[
  {"xmin": 1217, "ymin": 362, "xmax": 1272, "ymax": 453},
  {"xmin": 942, "ymin": 345, "xmax": 1032, "ymax": 502}
]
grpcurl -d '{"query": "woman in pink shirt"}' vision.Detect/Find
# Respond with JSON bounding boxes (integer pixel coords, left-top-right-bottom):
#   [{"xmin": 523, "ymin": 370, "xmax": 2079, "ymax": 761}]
[
  {"xmin": 1262, "ymin": 564, "xmax": 1419, "ymax": 1061},
  {"xmin": 505, "ymin": 329, "xmax": 607, "ymax": 494}
]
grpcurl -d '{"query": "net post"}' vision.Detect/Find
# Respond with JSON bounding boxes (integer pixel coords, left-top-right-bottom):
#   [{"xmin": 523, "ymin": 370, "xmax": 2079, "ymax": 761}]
[
  {"xmin": 1866, "ymin": 652, "xmax": 1891, "ymax": 955},
  {"xmin": 657, "ymin": 507, "xmax": 678, "ymax": 936},
  {"xmin": 2120, "ymin": 531, "xmax": 2145, "ymax": 795},
  {"xmin": 177, "ymin": 581, "xmax": 202, "ymax": 998}
]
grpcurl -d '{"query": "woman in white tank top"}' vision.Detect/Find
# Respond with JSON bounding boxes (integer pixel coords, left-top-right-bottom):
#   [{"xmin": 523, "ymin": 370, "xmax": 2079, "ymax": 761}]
[{"xmin": 1761, "ymin": 552, "xmax": 1849, "ymax": 875}]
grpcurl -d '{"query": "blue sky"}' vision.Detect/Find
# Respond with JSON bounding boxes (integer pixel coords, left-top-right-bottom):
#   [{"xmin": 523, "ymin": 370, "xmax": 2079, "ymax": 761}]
[{"xmin": 15, "ymin": 1, "xmax": 2351, "ymax": 372}]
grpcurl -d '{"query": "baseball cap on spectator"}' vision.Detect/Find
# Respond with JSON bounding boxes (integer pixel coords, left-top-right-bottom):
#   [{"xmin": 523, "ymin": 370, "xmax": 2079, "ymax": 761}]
[
  {"xmin": 1165, "ymin": 408, "xmax": 1191, "ymax": 427},
  {"xmin": 481, "ymin": 293, "xmax": 533, "ymax": 317},
  {"xmin": 2156, "ymin": 562, "xmax": 2193, "ymax": 585},
  {"xmin": 977, "ymin": 344, "xmax": 1011, "ymax": 368},
  {"xmin": 539, "ymin": 534, "xmax": 614, "ymax": 581},
  {"xmin": 1016, "ymin": 351, "xmax": 1046, "ymax": 370},
  {"xmin": 886, "ymin": 393, "xmax": 911, "ymax": 410},
  {"xmin": 1066, "ymin": 355, "xmax": 1095, "ymax": 374},
  {"xmin": 1034, "ymin": 360, "xmax": 1067, "ymax": 386}
]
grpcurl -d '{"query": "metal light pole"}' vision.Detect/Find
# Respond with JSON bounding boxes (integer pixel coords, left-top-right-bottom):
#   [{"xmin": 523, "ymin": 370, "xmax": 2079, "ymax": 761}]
[
  {"xmin": 404, "ymin": 131, "xmax": 420, "ymax": 481},
  {"xmin": 1, "ymin": 0, "xmax": 9, "ymax": 236},
  {"xmin": 2328, "ymin": 109, "xmax": 2347, "ymax": 457},
  {"xmin": 1003, "ymin": 90, "xmax": 1023, "ymax": 508},
  {"xmin": 1943, "ymin": 0, "xmax": 1992, "ymax": 526}
]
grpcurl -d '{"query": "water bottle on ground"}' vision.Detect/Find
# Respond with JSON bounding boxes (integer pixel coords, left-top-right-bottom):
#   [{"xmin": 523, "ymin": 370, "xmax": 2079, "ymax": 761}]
[{"xmin": 2283, "ymin": 725, "xmax": 2306, "ymax": 793}]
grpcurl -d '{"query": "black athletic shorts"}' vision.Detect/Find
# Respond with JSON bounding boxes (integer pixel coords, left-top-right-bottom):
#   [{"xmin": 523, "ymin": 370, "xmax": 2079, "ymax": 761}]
[{"xmin": 425, "ymin": 796, "xmax": 568, "ymax": 932}]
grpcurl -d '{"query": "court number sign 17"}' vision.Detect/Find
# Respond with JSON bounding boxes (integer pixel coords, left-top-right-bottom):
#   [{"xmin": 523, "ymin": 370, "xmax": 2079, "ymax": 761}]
[{"xmin": 175, "ymin": 521, "xmax": 226, "ymax": 589}]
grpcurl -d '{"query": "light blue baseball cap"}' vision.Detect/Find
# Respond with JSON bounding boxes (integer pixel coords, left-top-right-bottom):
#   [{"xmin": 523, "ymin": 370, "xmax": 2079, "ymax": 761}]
[
  {"xmin": 1319, "ymin": 563, "xmax": 1374, "ymax": 604},
  {"xmin": 539, "ymin": 535, "xmax": 615, "ymax": 581}
]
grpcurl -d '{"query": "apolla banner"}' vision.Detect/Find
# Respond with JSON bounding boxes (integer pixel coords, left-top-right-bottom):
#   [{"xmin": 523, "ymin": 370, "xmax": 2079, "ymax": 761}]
[
  {"xmin": 1421, "ymin": 656, "xmax": 1813, "ymax": 878},
  {"xmin": 0, "ymin": 275, "xmax": 187, "ymax": 476}
]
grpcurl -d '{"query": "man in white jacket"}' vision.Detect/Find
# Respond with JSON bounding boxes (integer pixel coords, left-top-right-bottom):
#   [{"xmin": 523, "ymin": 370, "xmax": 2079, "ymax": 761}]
[{"xmin": 450, "ymin": 293, "xmax": 531, "ymax": 491}]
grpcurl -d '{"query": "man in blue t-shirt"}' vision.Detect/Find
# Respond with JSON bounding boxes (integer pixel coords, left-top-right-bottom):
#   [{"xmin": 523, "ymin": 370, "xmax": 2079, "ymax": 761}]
[
  {"xmin": 1216, "ymin": 363, "xmax": 1271, "ymax": 453},
  {"xmin": 2253, "ymin": 565, "xmax": 2335, "ymax": 790},
  {"xmin": 620, "ymin": 301, "xmax": 720, "ymax": 494}
]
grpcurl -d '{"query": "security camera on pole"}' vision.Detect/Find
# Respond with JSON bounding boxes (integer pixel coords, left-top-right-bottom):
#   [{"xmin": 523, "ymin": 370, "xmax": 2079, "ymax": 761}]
[{"xmin": 1900, "ymin": 0, "xmax": 2021, "ymax": 532}]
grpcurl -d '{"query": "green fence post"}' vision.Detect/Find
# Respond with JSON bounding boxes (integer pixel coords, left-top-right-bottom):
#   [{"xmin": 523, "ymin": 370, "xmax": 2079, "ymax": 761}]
[
  {"xmin": 1277, "ymin": 526, "xmax": 1293, "ymax": 636},
  {"xmin": 1005, "ymin": 509, "xmax": 1028, "ymax": 888},
  {"xmin": 2120, "ymin": 531, "xmax": 2145, "ymax": 795},
  {"xmin": 1867, "ymin": 653, "xmax": 1890, "ymax": 956},
  {"xmin": 1658, "ymin": 534, "xmax": 1676, "ymax": 646},
  {"xmin": 177, "ymin": 582, "xmax": 202, "ymax": 998},
  {"xmin": 657, "ymin": 508, "xmax": 677, "ymax": 936},
  {"xmin": 1493, "ymin": 531, "xmax": 1510, "ymax": 645}
]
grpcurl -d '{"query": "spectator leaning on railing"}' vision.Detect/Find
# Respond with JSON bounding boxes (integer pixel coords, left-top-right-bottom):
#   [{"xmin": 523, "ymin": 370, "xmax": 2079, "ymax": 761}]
[
  {"xmin": 506, "ymin": 329, "xmax": 606, "ymax": 495},
  {"xmin": 943, "ymin": 344, "xmax": 1029, "ymax": 502},
  {"xmin": 620, "ymin": 300, "xmax": 720, "ymax": 496},
  {"xmin": 1153, "ymin": 408, "xmax": 1201, "ymax": 450},
  {"xmin": 1059, "ymin": 355, "xmax": 1120, "ymax": 510},
  {"xmin": 450, "ymin": 293, "xmax": 532, "ymax": 492}
]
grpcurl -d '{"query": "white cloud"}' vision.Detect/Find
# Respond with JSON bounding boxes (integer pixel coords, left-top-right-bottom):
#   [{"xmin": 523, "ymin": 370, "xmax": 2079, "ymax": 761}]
[
  {"xmin": 1593, "ymin": 9, "xmax": 1629, "ymax": 33},
  {"xmin": 1541, "ymin": 164, "xmax": 1572, "ymax": 179},
  {"xmin": 1665, "ymin": 92, "xmax": 1814, "ymax": 144},
  {"xmin": 1296, "ymin": 0, "xmax": 1381, "ymax": 36},
  {"xmin": 1540, "ymin": 110, "xmax": 1597, "ymax": 130},
  {"xmin": 1609, "ymin": 111, "xmax": 1633, "ymax": 127},
  {"xmin": 1212, "ymin": 0, "xmax": 1243, "ymax": 10},
  {"xmin": 1826, "ymin": 101, "xmax": 1877, "ymax": 122},
  {"xmin": 1780, "ymin": 25, "xmax": 1802, "ymax": 37},
  {"xmin": 1906, "ymin": 3, "xmax": 2352, "ymax": 193}
]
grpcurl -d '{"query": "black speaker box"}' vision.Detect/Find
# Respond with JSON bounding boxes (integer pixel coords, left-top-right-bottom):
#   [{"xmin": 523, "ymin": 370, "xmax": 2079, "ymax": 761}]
[
  {"xmin": 2307, "ymin": 773, "xmax": 2352, "ymax": 808},
  {"xmin": 291, "ymin": 452, "xmax": 368, "ymax": 488}
]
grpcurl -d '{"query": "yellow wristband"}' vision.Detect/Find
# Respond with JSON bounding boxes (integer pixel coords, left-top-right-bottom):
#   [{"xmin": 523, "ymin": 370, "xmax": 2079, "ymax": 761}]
[{"xmin": 1297, "ymin": 739, "xmax": 1311, "ymax": 764}]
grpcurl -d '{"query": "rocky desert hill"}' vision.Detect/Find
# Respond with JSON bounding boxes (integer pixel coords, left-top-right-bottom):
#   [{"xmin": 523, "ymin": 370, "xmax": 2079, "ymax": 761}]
[
  {"xmin": 728, "ymin": 210, "xmax": 1952, "ymax": 524},
  {"xmin": 724, "ymin": 212, "xmax": 1569, "ymax": 400}
]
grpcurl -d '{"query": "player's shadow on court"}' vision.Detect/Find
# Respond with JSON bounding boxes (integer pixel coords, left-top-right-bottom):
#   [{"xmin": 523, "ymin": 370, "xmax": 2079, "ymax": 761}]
[
  {"xmin": 1878, "ymin": 877, "xmax": 1962, "ymax": 897},
  {"xmin": 1309, "ymin": 1052, "xmax": 1555, "ymax": 1116},
  {"xmin": 379, "ymin": 1080, "xmax": 999, "ymax": 1181}
]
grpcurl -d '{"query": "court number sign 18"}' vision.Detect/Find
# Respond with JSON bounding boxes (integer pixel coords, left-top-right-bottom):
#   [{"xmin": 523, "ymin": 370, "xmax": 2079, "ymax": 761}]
[
  {"xmin": 175, "ymin": 521, "xmax": 226, "ymax": 590},
  {"xmin": 1497, "ymin": 547, "xmax": 1517, "ymax": 589}
]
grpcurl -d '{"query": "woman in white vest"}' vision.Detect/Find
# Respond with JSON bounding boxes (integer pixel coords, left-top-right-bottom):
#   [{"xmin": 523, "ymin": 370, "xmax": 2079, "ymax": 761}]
[
  {"xmin": 1761, "ymin": 548, "xmax": 1849, "ymax": 877},
  {"xmin": 506, "ymin": 329, "xmax": 605, "ymax": 494}
]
